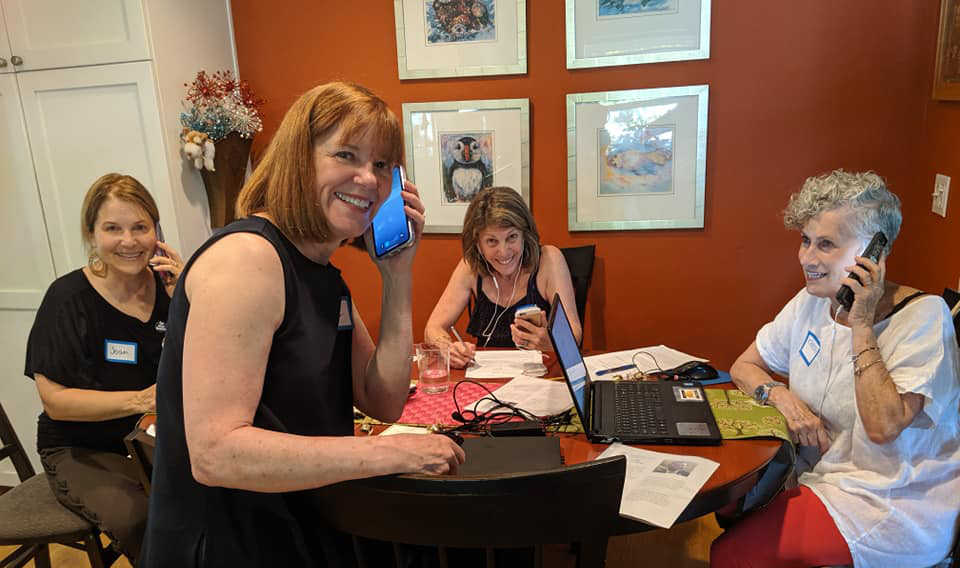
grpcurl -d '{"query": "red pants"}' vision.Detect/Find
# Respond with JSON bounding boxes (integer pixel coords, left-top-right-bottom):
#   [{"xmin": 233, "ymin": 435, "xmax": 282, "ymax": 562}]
[{"xmin": 710, "ymin": 485, "xmax": 853, "ymax": 568}]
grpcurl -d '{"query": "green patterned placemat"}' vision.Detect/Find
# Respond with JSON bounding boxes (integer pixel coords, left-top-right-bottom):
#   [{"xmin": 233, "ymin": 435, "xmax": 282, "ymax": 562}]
[{"xmin": 706, "ymin": 388, "xmax": 791, "ymax": 443}]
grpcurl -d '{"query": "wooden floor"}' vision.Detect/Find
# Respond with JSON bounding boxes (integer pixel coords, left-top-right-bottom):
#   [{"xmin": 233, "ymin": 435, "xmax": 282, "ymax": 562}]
[{"xmin": 0, "ymin": 516, "xmax": 721, "ymax": 567}]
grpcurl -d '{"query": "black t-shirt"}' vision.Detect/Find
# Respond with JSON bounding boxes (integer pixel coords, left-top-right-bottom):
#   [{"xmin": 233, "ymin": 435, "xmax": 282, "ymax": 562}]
[
  {"xmin": 24, "ymin": 268, "xmax": 169, "ymax": 454},
  {"xmin": 142, "ymin": 217, "xmax": 355, "ymax": 568}
]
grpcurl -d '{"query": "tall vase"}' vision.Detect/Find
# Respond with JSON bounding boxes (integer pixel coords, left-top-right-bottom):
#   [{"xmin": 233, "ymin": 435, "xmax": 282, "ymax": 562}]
[{"xmin": 200, "ymin": 132, "xmax": 253, "ymax": 228}]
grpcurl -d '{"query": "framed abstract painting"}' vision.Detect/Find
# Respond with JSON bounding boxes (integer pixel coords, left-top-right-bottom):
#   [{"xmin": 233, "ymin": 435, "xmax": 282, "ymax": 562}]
[
  {"xmin": 402, "ymin": 98, "xmax": 530, "ymax": 233},
  {"xmin": 566, "ymin": 0, "xmax": 710, "ymax": 69},
  {"xmin": 566, "ymin": 85, "xmax": 708, "ymax": 231},
  {"xmin": 394, "ymin": 0, "xmax": 527, "ymax": 79}
]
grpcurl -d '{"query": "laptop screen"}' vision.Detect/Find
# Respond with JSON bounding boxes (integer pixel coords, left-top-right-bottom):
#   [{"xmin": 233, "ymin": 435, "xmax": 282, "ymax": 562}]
[{"xmin": 547, "ymin": 295, "xmax": 589, "ymax": 422}]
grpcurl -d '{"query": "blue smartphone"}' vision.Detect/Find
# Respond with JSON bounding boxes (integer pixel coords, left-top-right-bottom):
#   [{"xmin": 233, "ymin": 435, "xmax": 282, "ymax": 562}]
[{"xmin": 372, "ymin": 165, "xmax": 414, "ymax": 258}]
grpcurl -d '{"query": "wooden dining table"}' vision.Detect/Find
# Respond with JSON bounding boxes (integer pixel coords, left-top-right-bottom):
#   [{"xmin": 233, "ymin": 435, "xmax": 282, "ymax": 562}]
[{"xmin": 130, "ymin": 350, "xmax": 783, "ymax": 534}]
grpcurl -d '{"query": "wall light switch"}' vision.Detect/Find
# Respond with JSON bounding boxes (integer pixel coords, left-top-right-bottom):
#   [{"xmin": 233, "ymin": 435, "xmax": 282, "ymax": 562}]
[{"xmin": 933, "ymin": 174, "xmax": 950, "ymax": 217}]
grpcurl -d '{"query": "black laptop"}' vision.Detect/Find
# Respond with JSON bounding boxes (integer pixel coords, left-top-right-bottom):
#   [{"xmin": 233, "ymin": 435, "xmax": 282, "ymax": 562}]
[{"xmin": 547, "ymin": 295, "xmax": 721, "ymax": 445}]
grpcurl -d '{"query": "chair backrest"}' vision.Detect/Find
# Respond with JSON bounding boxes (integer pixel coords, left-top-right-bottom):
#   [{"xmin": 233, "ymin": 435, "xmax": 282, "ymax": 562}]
[
  {"xmin": 124, "ymin": 419, "xmax": 155, "ymax": 495},
  {"xmin": 943, "ymin": 288, "xmax": 959, "ymax": 348},
  {"xmin": 309, "ymin": 455, "xmax": 626, "ymax": 565},
  {"xmin": 0, "ymin": 401, "xmax": 36, "ymax": 482},
  {"xmin": 560, "ymin": 245, "xmax": 596, "ymax": 330}
]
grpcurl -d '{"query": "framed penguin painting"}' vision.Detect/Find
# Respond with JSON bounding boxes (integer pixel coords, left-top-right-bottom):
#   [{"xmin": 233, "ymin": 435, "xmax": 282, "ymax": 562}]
[{"xmin": 402, "ymin": 98, "xmax": 530, "ymax": 233}]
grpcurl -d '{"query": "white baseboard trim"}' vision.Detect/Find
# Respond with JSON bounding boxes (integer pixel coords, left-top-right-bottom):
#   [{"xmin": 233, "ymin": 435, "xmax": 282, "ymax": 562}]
[{"xmin": 0, "ymin": 470, "xmax": 22, "ymax": 487}]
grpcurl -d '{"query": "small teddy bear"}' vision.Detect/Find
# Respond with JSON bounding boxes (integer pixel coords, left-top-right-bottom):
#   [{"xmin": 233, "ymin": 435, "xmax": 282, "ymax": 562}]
[{"xmin": 181, "ymin": 128, "xmax": 216, "ymax": 171}]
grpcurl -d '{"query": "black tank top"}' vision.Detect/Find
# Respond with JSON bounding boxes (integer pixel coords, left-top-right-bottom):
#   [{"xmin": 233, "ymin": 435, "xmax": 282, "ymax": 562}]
[
  {"xmin": 466, "ymin": 261, "xmax": 551, "ymax": 348},
  {"xmin": 142, "ymin": 216, "xmax": 355, "ymax": 567}
]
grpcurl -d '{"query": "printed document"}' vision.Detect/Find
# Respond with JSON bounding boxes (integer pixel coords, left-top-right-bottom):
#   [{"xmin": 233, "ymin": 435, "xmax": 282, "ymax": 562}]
[
  {"xmin": 467, "ymin": 375, "xmax": 573, "ymax": 417},
  {"xmin": 584, "ymin": 345, "xmax": 706, "ymax": 380},
  {"xmin": 465, "ymin": 349, "xmax": 544, "ymax": 379},
  {"xmin": 596, "ymin": 443, "xmax": 719, "ymax": 529}
]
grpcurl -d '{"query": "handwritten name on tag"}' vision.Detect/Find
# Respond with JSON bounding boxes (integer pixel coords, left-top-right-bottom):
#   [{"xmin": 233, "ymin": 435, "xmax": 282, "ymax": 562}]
[{"xmin": 105, "ymin": 340, "xmax": 137, "ymax": 364}]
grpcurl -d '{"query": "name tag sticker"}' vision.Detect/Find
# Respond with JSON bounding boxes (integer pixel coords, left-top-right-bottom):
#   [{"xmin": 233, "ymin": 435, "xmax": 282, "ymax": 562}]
[
  {"xmin": 105, "ymin": 340, "xmax": 137, "ymax": 364},
  {"xmin": 338, "ymin": 296, "xmax": 354, "ymax": 330},
  {"xmin": 799, "ymin": 331, "xmax": 821, "ymax": 366},
  {"xmin": 673, "ymin": 386, "xmax": 704, "ymax": 402}
]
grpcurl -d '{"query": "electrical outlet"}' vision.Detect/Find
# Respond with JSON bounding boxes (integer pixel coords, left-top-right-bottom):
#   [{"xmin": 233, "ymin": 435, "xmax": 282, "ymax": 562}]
[{"xmin": 933, "ymin": 174, "xmax": 950, "ymax": 217}]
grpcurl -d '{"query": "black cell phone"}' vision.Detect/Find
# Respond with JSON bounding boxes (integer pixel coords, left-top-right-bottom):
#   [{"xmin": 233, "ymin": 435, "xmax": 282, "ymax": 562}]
[
  {"xmin": 836, "ymin": 231, "xmax": 888, "ymax": 311},
  {"xmin": 154, "ymin": 223, "xmax": 167, "ymax": 258},
  {"xmin": 371, "ymin": 165, "xmax": 415, "ymax": 259}
]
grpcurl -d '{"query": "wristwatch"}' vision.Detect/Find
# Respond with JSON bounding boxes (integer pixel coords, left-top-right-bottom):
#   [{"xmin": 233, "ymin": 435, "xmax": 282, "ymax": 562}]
[{"xmin": 753, "ymin": 381, "xmax": 785, "ymax": 405}]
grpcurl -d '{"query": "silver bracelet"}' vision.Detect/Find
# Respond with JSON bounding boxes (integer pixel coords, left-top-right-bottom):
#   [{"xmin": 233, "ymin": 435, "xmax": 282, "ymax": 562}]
[{"xmin": 854, "ymin": 357, "xmax": 885, "ymax": 377}]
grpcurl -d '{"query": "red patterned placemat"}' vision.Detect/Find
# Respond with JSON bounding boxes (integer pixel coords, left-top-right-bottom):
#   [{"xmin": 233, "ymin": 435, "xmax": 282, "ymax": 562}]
[{"xmin": 397, "ymin": 381, "xmax": 505, "ymax": 426}]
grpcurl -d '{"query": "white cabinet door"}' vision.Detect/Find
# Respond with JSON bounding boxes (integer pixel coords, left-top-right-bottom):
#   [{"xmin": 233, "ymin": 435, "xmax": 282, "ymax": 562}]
[
  {"xmin": 0, "ymin": 5, "xmax": 11, "ymax": 74},
  {"xmin": 0, "ymin": 74, "xmax": 55, "ymax": 308},
  {"xmin": 1, "ymin": 0, "xmax": 149, "ymax": 72},
  {"xmin": 17, "ymin": 61, "xmax": 173, "ymax": 275}
]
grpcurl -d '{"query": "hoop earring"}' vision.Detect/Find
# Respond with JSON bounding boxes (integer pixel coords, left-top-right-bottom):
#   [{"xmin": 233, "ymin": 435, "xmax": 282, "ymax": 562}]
[{"xmin": 87, "ymin": 249, "xmax": 107, "ymax": 277}]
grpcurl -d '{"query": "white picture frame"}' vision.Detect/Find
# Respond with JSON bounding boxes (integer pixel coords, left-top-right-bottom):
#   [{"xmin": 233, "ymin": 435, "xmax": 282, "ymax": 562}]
[
  {"xmin": 566, "ymin": 0, "xmax": 710, "ymax": 69},
  {"xmin": 566, "ymin": 85, "xmax": 708, "ymax": 231},
  {"xmin": 402, "ymin": 98, "xmax": 530, "ymax": 233},
  {"xmin": 394, "ymin": 0, "xmax": 527, "ymax": 79}
]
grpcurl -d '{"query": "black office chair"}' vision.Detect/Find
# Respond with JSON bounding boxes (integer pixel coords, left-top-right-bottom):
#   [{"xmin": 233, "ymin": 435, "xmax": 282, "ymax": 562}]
[
  {"xmin": 943, "ymin": 288, "xmax": 959, "ymax": 348},
  {"xmin": 309, "ymin": 455, "xmax": 627, "ymax": 568},
  {"xmin": 0, "ymin": 400, "xmax": 118, "ymax": 567},
  {"xmin": 560, "ymin": 245, "xmax": 596, "ymax": 332}
]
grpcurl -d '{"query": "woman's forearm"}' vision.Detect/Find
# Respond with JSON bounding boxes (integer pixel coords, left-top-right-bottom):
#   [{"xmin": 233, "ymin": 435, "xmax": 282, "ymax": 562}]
[
  {"xmin": 190, "ymin": 427, "xmax": 437, "ymax": 491},
  {"xmin": 36, "ymin": 375, "xmax": 153, "ymax": 421},
  {"xmin": 850, "ymin": 326, "xmax": 921, "ymax": 443}
]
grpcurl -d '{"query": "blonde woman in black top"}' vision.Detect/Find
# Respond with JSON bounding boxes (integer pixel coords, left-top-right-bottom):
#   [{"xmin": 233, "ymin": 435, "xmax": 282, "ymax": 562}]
[{"xmin": 25, "ymin": 173, "xmax": 183, "ymax": 562}]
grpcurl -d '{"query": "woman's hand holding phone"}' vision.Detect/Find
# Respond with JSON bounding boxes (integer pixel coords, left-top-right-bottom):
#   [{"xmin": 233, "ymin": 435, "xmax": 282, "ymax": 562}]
[
  {"xmin": 149, "ymin": 240, "xmax": 184, "ymax": 293},
  {"xmin": 511, "ymin": 308, "xmax": 550, "ymax": 351},
  {"xmin": 366, "ymin": 171, "xmax": 425, "ymax": 276}
]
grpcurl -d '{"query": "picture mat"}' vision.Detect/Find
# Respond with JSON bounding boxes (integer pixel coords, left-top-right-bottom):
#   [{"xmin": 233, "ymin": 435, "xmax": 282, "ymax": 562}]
[
  {"xmin": 566, "ymin": 0, "xmax": 709, "ymax": 68},
  {"xmin": 567, "ymin": 85, "xmax": 708, "ymax": 230},
  {"xmin": 403, "ymin": 99, "xmax": 530, "ymax": 233},
  {"xmin": 395, "ymin": 0, "xmax": 526, "ymax": 79}
]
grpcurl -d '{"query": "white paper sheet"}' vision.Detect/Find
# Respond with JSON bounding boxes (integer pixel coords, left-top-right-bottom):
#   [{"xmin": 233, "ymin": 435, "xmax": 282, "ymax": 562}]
[
  {"xmin": 596, "ymin": 443, "xmax": 719, "ymax": 529},
  {"xmin": 380, "ymin": 424, "xmax": 431, "ymax": 436},
  {"xmin": 467, "ymin": 376, "xmax": 574, "ymax": 417},
  {"xmin": 583, "ymin": 345, "xmax": 707, "ymax": 380},
  {"xmin": 465, "ymin": 350, "xmax": 544, "ymax": 379}
]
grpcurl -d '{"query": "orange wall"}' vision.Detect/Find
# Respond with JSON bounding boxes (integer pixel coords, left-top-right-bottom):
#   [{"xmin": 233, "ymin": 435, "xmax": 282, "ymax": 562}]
[{"xmin": 230, "ymin": 1, "xmax": 942, "ymax": 368}]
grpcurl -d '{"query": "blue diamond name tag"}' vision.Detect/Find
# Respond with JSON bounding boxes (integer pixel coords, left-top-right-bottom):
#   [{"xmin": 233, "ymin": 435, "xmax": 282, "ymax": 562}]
[{"xmin": 799, "ymin": 331, "xmax": 821, "ymax": 366}]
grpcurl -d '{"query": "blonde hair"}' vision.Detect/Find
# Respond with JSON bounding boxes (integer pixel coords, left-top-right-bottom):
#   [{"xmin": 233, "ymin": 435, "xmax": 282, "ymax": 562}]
[
  {"xmin": 461, "ymin": 187, "xmax": 540, "ymax": 277},
  {"xmin": 81, "ymin": 173, "xmax": 159, "ymax": 276},
  {"xmin": 235, "ymin": 81, "xmax": 403, "ymax": 243},
  {"xmin": 783, "ymin": 169, "xmax": 901, "ymax": 253}
]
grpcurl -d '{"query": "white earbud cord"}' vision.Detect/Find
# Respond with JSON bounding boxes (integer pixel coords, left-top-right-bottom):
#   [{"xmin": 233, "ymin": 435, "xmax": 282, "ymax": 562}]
[
  {"xmin": 479, "ymin": 247, "xmax": 523, "ymax": 347},
  {"xmin": 817, "ymin": 302, "xmax": 842, "ymax": 424}
]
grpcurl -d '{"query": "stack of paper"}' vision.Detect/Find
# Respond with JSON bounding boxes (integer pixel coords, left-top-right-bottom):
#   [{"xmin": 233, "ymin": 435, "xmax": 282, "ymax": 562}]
[{"xmin": 583, "ymin": 345, "xmax": 707, "ymax": 380}]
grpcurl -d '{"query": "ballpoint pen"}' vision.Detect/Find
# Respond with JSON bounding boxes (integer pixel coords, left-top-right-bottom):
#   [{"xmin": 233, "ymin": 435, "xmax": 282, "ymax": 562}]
[
  {"xmin": 595, "ymin": 363, "xmax": 636, "ymax": 376},
  {"xmin": 449, "ymin": 326, "xmax": 478, "ymax": 366}
]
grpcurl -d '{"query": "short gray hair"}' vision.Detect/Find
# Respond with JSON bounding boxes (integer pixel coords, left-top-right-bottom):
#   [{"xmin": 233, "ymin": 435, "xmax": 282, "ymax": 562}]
[{"xmin": 783, "ymin": 170, "xmax": 901, "ymax": 254}]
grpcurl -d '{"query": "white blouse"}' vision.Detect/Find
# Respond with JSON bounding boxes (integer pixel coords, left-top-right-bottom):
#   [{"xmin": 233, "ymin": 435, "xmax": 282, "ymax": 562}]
[{"xmin": 756, "ymin": 290, "xmax": 960, "ymax": 567}]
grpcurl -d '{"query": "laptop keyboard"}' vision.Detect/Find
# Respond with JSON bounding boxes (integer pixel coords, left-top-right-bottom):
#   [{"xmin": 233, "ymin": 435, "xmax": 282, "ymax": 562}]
[{"xmin": 614, "ymin": 382, "xmax": 668, "ymax": 436}]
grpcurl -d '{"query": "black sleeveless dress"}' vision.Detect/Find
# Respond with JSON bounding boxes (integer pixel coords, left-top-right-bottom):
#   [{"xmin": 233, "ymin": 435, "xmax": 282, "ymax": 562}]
[
  {"xmin": 141, "ymin": 217, "xmax": 355, "ymax": 567},
  {"xmin": 466, "ymin": 260, "xmax": 551, "ymax": 348}
]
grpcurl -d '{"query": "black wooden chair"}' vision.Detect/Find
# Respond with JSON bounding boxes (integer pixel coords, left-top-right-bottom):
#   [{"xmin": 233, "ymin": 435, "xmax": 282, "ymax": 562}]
[
  {"xmin": 123, "ymin": 415, "xmax": 155, "ymax": 495},
  {"xmin": 944, "ymin": 288, "xmax": 959, "ymax": 348},
  {"xmin": 309, "ymin": 454, "xmax": 626, "ymax": 568},
  {"xmin": 560, "ymin": 245, "xmax": 596, "ymax": 334},
  {"xmin": 0, "ymin": 401, "xmax": 118, "ymax": 568}
]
